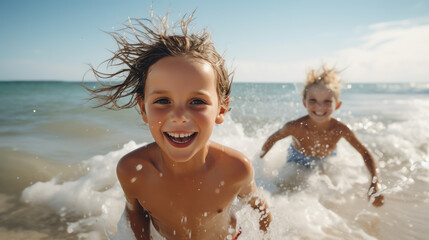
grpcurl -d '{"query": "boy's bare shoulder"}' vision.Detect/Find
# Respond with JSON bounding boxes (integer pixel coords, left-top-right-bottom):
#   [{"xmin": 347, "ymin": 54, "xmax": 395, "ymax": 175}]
[
  {"xmin": 208, "ymin": 141, "xmax": 253, "ymax": 181},
  {"xmin": 330, "ymin": 118, "xmax": 353, "ymax": 134},
  {"xmin": 283, "ymin": 115, "xmax": 310, "ymax": 132},
  {"xmin": 117, "ymin": 142, "xmax": 159, "ymax": 179}
]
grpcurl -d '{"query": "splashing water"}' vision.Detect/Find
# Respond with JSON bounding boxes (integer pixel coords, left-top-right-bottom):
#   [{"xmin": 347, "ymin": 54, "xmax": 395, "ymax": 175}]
[{"xmin": 4, "ymin": 82, "xmax": 429, "ymax": 239}]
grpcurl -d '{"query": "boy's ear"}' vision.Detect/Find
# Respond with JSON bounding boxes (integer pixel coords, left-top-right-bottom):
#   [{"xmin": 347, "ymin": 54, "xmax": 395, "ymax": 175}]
[
  {"xmin": 302, "ymin": 98, "xmax": 307, "ymax": 108},
  {"xmin": 335, "ymin": 100, "xmax": 342, "ymax": 110},
  {"xmin": 137, "ymin": 95, "xmax": 148, "ymax": 123},
  {"xmin": 215, "ymin": 97, "xmax": 230, "ymax": 124}
]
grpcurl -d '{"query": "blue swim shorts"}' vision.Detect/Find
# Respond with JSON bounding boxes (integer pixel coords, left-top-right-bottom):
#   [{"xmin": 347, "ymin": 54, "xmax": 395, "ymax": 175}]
[{"xmin": 286, "ymin": 144, "xmax": 336, "ymax": 167}]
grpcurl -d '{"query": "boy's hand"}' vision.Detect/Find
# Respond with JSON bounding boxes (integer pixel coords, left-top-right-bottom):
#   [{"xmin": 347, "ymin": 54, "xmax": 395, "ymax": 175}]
[
  {"xmin": 371, "ymin": 193, "xmax": 385, "ymax": 207},
  {"xmin": 368, "ymin": 183, "xmax": 384, "ymax": 207}
]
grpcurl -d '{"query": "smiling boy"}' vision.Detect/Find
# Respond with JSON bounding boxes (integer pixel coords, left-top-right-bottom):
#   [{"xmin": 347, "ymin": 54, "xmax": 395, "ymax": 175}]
[
  {"xmin": 86, "ymin": 15, "xmax": 271, "ymax": 239},
  {"xmin": 260, "ymin": 65, "xmax": 385, "ymax": 207}
]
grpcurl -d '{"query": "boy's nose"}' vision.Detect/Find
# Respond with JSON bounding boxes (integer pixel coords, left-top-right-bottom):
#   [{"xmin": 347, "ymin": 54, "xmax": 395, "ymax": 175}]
[
  {"xmin": 170, "ymin": 106, "xmax": 189, "ymax": 123},
  {"xmin": 316, "ymin": 102, "xmax": 325, "ymax": 109}
]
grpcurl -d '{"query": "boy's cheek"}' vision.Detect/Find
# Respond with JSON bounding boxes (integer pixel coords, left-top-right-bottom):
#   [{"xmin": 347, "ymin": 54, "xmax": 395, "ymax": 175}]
[{"xmin": 145, "ymin": 109, "xmax": 167, "ymax": 122}]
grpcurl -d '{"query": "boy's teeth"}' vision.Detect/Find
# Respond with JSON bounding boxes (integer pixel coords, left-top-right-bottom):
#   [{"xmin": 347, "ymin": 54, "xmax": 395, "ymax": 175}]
[
  {"xmin": 165, "ymin": 132, "xmax": 195, "ymax": 144},
  {"xmin": 167, "ymin": 132, "xmax": 191, "ymax": 138}
]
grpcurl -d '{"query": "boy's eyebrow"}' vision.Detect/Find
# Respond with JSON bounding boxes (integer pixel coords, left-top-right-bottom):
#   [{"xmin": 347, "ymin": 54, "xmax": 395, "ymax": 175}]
[
  {"xmin": 147, "ymin": 89, "xmax": 212, "ymax": 97},
  {"xmin": 192, "ymin": 90, "xmax": 212, "ymax": 97},
  {"xmin": 147, "ymin": 89, "xmax": 168, "ymax": 95}
]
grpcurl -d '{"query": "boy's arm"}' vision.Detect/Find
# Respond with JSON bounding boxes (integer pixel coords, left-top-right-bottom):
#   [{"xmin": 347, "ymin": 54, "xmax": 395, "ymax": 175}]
[
  {"xmin": 117, "ymin": 156, "xmax": 151, "ymax": 239},
  {"xmin": 238, "ymin": 173, "xmax": 272, "ymax": 231},
  {"xmin": 125, "ymin": 197, "xmax": 151, "ymax": 240},
  {"xmin": 342, "ymin": 127, "xmax": 384, "ymax": 207},
  {"xmin": 260, "ymin": 123, "xmax": 291, "ymax": 158}
]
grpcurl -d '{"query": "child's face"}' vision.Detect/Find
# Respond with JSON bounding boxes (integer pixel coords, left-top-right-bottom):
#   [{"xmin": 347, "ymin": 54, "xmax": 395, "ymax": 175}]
[
  {"xmin": 138, "ymin": 56, "xmax": 228, "ymax": 162},
  {"xmin": 303, "ymin": 85, "xmax": 341, "ymax": 124}
]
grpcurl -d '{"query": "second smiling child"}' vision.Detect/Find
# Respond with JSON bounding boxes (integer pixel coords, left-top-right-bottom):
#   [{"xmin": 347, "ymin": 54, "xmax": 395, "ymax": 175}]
[{"xmin": 260, "ymin": 65, "xmax": 385, "ymax": 207}]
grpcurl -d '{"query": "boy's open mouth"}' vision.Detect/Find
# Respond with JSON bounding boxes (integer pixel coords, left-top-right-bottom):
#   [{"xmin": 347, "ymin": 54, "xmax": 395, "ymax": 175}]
[
  {"xmin": 313, "ymin": 111, "xmax": 326, "ymax": 117},
  {"xmin": 164, "ymin": 132, "xmax": 197, "ymax": 145}
]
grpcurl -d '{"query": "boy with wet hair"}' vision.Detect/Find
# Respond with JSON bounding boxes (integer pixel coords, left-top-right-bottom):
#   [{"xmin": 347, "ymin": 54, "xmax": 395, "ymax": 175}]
[
  {"xmin": 86, "ymin": 14, "xmax": 271, "ymax": 239},
  {"xmin": 260, "ymin": 65, "xmax": 384, "ymax": 207}
]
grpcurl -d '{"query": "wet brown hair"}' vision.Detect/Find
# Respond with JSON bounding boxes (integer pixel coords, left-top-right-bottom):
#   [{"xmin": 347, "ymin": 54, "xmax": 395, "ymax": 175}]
[
  {"xmin": 302, "ymin": 65, "xmax": 342, "ymax": 100},
  {"xmin": 84, "ymin": 13, "xmax": 233, "ymax": 110}
]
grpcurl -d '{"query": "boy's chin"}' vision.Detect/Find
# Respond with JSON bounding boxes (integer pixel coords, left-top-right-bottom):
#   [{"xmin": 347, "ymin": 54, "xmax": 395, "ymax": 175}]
[{"xmin": 309, "ymin": 115, "xmax": 331, "ymax": 123}]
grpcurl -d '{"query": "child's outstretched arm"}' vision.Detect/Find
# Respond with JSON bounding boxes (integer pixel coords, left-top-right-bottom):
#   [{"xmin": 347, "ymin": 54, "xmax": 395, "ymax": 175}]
[
  {"xmin": 342, "ymin": 126, "xmax": 385, "ymax": 207},
  {"xmin": 238, "ymin": 173, "xmax": 272, "ymax": 231},
  {"xmin": 260, "ymin": 123, "xmax": 291, "ymax": 158}
]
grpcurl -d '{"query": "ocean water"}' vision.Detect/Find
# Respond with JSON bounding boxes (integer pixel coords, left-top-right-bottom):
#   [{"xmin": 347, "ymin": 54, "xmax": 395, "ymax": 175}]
[{"xmin": 1, "ymin": 81, "xmax": 429, "ymax": 239}]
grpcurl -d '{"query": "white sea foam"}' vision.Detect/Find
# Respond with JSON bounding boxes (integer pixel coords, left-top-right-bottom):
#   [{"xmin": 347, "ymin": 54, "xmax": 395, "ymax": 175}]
[{"xmin": 21, "ymin": 141, "xmax": 144, "ymax": 239}]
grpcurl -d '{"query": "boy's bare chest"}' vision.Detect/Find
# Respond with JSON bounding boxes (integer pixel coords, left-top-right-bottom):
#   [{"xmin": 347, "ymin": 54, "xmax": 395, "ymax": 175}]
[
  {"xmin": 138, "ymin": 173, "xmax": 238, "ymax": 228},
  {"xmin": 293, "ymin": 129, "xmax": 342, "ymax": 157}
]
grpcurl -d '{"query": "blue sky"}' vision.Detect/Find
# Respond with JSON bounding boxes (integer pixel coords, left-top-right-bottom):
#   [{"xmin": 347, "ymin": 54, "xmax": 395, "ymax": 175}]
[{"xmin": 1, "ymin": 0, "xmax": 428, "ymax": 82}]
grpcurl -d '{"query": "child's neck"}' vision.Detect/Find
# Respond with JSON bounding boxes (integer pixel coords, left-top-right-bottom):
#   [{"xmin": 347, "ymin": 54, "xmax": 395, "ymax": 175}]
[
  {"xmin": 160, "ymin": 144, "xmax": 210, "ymax": 176},
  {"xmin": 307, "ymin": 117, "xmax": 332, "ymax": 131}
]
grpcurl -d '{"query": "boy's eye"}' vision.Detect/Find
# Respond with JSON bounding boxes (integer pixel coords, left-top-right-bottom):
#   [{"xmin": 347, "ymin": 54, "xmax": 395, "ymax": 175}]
[
  {"xmin": 309, "ymin": 99, "xmax": 317, "ymax": 103},
  {"xmin": 190, "ymin": 99, "xmax": 207, "ymax": 105},
  {"xmin": 154, "ymin": 98, "xmax": 170, "ymax": 104}
]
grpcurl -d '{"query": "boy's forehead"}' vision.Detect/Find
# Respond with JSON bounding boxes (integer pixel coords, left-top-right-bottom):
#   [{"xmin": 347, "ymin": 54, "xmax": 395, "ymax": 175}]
[
  {"xmin": 145, "ymin": 56, "xmax": 218, "ymax": 93},
  {"xmin": 306, "ymin": 84, "xmax": 336, "ymax": 98}
]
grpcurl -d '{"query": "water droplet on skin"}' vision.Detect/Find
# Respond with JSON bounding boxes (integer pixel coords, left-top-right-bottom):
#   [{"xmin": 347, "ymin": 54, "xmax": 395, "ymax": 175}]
[
  {"xmin": 173, "ymin": 230, "xmax": 176, "ymax": 235},
  {"xmin": 159, "ymin": 173, "xmax": 163, "ymax": 177},
  {"xmin": 203, "ymin": 212, "xmax": 207, "ymax": 217},
  {"xmin": 136, "ymin": 164, "xmax": 143, "ymax": 171},
  {"xmin": 131, "ymin": 177, "xmax": 136, "ymax": 183},
  {"xmin": 220, "ymin": 181, "xmax": 225, "ymax": 186},
  {"xmin": 215, "ymin": 188, "xmax": 220, "ymax": 194}
]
